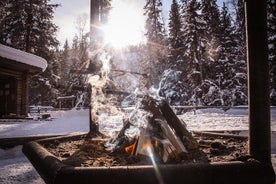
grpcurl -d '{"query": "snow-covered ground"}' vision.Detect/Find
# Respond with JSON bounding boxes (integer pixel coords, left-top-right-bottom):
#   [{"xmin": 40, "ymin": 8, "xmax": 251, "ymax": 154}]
[
  {"xmin": 0, "ymin": 109, "xmax": 89, "ymax": 138},
  {"xmin": 181, "ymin": 106, "xmax": 276, "ymax": 132},
  {"xmin": 0, "ymin": 107, "xmax": 275, "ymax": 183}
]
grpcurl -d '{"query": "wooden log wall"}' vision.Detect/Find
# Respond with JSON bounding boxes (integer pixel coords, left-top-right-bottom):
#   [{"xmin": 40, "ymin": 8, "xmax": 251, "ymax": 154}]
[{"xmin": 0, "ymin": 67, "xmax": 30, "ymax": 117}]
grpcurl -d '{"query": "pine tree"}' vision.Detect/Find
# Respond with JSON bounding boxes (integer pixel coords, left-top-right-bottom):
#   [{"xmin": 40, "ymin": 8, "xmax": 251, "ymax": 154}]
[
  {"xmin": 60, "ymin": 40, "xmax": 70, "ymax": 92},
  {"xmin": 143, "ymin": 0, "xmax": 167, "ymax": 86},
  {"xmin": 0, "ymin": 0, "xmax": 60, "ymax": 106},
  {"xmin": 0, "ymin": 0, "xmax": 28, "ymax": 49},
  {"xmin": 0, "ymin": 1, "xmax": 6, "ymax": 23},
  {"xmin": 215, "ymin": 2, "xmax": 238, "ymax": 107},
  {"xmin": 181, "ymin": 0, "xmax": 206, "ymax": 105},
  {"xmin": 168, "ymin": 0, "xmax": 184, "ymax": 67},
  {"xmin": 232, "ymin": 0, "xmax": 247, "ymax": 105},
  {"xmin": 201, "ymin": 0, "xmax": 221, "ymax": 80},
  {"xmin": 144, "ymin": 0, "xmax": 166, "ymax": 45},
  {"xmin": 159, "ymin": 0, "xmax": 191, "ymax": 106},
  {"xmin": 0, "ymin": 0, "xmax": 59, "ymax": 58},
  {"xmin": 267, "ymin": 0, "xmax": 276, "ymax": 105}
]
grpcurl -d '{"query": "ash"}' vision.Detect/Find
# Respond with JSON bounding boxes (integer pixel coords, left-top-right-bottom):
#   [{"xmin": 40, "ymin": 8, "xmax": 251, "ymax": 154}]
[{"xmin": 45, "ymin": 134, "xmax": 248, "ymax": 167}]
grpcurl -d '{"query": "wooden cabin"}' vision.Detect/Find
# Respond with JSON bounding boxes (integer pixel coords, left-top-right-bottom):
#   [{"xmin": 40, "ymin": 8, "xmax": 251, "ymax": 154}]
[{"xmin": 0, "ymin": 44, "xmax": 47, "ymax": 118}]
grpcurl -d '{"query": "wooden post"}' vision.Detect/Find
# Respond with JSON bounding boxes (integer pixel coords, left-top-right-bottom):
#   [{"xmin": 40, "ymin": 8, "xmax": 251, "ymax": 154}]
[
  {"xmin": 21, "ymin": 70, "xmax": 30, "ymax": 117},
  {"xmin": 71, "ymin": 98, "xmax": 74, "ymax": 109},
  {"xmin": 244, "ymin": 0, "xmax": 271, "ymax": 163},
  {"xmin": 59, "ymin": 99, "xmax": 61, "ymax": 110},
  {"xmin": 90, "ymin": 0, "xmax": 100, "ymax": 46},
  {"xmin": 88, "ymin": 105, "xmax": 100, "ymax": 137}
]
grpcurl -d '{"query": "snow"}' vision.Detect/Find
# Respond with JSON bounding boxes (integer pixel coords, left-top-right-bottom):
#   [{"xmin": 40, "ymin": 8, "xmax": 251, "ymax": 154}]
[
  {"xmin": 0, "ymin": 109, "xmax": 89, "ymax": 138},
  {"xmin": 0, "ymin": 146, "xmax": 44, "ymax": 184},
  {"xmin": 0, "ymin": 107, "xmax": 275, "ymax": 183},
  {"xmin": 0, "ymin": 44, "xmax": 47, "ymax": 72}
]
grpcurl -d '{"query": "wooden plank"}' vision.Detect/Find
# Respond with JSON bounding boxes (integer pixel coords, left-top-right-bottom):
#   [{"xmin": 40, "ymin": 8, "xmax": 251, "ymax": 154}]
[
  {"xmin": 158, "ymin": 100, "xmax": 199, "ymax": 150},
  {"xmin": 158, "ymin": 120, "xmax": 187, "ymax": 155},
  {"xmin": 135, "ymin": 128, "xmax": 151, "ymax": 156}
]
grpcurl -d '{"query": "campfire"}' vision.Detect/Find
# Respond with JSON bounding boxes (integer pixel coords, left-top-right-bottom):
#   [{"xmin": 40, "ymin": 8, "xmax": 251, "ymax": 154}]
[
  {"xmin": 105, "ymin": 95, "xmax": 205, "ymax": 164},
  {"xmin": 43, "ymin": 95, "xmax": 249, "ymax": 168}
]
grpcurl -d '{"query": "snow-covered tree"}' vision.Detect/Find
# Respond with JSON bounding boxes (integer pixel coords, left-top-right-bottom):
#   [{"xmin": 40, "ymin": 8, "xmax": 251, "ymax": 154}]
[
  {"xmin": 144, "ymin": 0, "xmax": 166, "ymax": 45},
  {"xmin": 168, "ymin": 0, "xmax": 185, "ymax": 67},
  {"xmin": 268, "ymin": 0, "xmax": 276, "ymax": 105},
  {"xmin": 220, "ymin": 0, "xmax": 247, "ymax": 106},
  {"xmin": 143, "ymin": 0, "xmax": 167, "ymax": 86},
  {"xmin": 0, "ymin": 0, "xmax": 59, "ymax": 56},
  {"xmin": 58, "ymin": 15, "xmax": 91, "ymax": 108},
  {"xmin": 56, "ymin": 40, "xmax": 71, "ymax": 99},
  {"xmin": 233, "ymin": 0, "xmax": 246, "ymax": 68},
  {"xmin": 181, "ymin": 0, "xmax": 206, "ymax": 105},
  {"xmin": 201, "ymin": 0, "xmax": 221, "ymax": 80},
  {"xmin": 0, "ymin": 0, "xmax": 61, "ymax": 106},
  {"xmin": 158, "ymin": 69, "xmax": 191, "ymax": 106},
  {"xmin": 0, "ymin": 1, "xmax": 5, "ymax": 22},
  {"xmin": 158, "ymin": 0, "xmax": 191, "ymax": 106},
  {"xmin": 231, "ymin": 0, "xmax": 248, "ymax": 105},
  {"xmin": 213, "ymin": 3, "xmax": 238, "ymax": 107}
]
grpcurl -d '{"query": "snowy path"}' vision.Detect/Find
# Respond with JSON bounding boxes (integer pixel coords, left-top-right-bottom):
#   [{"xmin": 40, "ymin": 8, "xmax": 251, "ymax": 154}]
[
  {"xmin": 0, "ymin": 107, "xmax": 275, "ymax": 183},
  {"xmin": 0, "ymin": 146, "xmax": 44, "ymax": 184}
]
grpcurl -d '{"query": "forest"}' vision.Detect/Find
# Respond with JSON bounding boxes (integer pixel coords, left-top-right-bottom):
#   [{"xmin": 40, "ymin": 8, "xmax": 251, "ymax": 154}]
[{"xmin": 0, "ymin": 0, "xmax": 275, "ymax": 109}]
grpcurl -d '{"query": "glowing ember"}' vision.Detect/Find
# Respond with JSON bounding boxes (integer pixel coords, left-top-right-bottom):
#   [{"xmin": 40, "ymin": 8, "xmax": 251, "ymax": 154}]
[{"xmin": 124, "ymin": 138, "xmax": 138, "ymax": 155}]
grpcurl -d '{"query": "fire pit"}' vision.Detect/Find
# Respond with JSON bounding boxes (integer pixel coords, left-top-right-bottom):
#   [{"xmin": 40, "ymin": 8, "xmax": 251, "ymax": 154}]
[
  {"xmin": 22, "ymin": 97, "xmax": 273, "ymax": 184},
  {"xmin": 23, "ymin": 131, "xmax": 274, "ymax": 184}
]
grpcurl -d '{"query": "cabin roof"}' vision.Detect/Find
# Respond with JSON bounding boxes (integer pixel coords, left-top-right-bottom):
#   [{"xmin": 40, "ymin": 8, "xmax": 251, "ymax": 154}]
[{"xmin": 0, "ymin": 44, "xmax": 47, "ymax": 73}]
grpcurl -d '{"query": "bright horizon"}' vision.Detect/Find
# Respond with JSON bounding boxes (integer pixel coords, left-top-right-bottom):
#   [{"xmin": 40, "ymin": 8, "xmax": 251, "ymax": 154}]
[
  {"xmin": 50, "ymin": 0, "xmax": 225, "ymax": 47},
  {"xmin": 102, "ymin": 0, "xmax": 146, "ymax": 48}
]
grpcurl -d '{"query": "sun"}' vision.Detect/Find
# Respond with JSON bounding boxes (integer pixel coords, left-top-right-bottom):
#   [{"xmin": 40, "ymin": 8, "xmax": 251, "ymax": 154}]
[{"xmin": 102, "ymin": 0, "xmax": 146, "ymax": 48}]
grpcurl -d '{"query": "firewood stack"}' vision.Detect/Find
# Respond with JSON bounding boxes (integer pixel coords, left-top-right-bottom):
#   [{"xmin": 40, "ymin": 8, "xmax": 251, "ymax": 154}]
[{"xmin": 107, "ymin": 96, "xmax": 200, "ymax": 163}]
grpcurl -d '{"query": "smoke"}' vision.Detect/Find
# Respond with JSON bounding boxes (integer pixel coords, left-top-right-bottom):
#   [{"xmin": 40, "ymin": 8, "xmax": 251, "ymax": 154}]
[{"xmin": 87, "ymin": 0, "xmax": 167, "ymax": 140}]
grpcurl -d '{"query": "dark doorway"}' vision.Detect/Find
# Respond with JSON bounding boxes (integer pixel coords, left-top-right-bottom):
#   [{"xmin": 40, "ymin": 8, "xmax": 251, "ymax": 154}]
[{"xmin": 0, "ymin": 75, "xmax": 17, "ymax": 117}]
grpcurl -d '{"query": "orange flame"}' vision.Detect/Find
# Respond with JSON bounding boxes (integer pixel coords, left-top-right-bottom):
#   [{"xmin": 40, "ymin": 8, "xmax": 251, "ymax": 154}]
[{"xmin": 125, "ymin": 139, "xmax": 138, "ymax": 155}]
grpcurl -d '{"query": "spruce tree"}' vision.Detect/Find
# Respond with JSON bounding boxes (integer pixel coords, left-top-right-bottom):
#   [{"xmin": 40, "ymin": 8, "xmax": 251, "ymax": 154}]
[
  {"xmin": 182, "ymin": 0, "xmax": 205, "ymax": 105},
  {"xmin": 159, "ymin": 0, "xmax": 190, "ymax": 106},
  {"xmin": 143, "ymin": 0, "xmax": 167, "ymax": 86},
  {"xmin": 0, "ymin": 1, "xmax": 6, "ymax": 23},
  {"xmin": 201, "ymin": 0, "xmax": 221, "ymax": 80},
  {"xmin": 168, "ymin": 0, "xmax": 184, "ymax": 67},
  {"xmin": 232, "ymin": 0, "xmax": 247, "ymax": 105},
  {"xmin": 59, "ymin": 40, "xmax": 71, "ymax": 94},
  {"xmin": 267, "ymin": 0, "xmax": 276, "ymax": 105},
  {"xmin": 0, "ymin": 0, "xmax": 28, "ymax": 49},
  {"xmin": 216, "ymin": 2, "xmax": 237, "ymax": 107},
  {"xmin": 0, "ymin": 0, "xmax": 59, "ymax": 58},
  {"xmin": 0, "ymin": 0, "xmax": 60, "ymax": 106},
  {"xmin": 144, "ymin": 0, "xmax": 166, "ymax": 45}
]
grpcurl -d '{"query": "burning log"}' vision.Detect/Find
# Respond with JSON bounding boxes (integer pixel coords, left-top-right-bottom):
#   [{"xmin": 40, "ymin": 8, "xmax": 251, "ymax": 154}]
[
  {"xmin": 158, "ymin": 100, "xmax": 199, "ymax": 150},
  {"xmin": 134, "ymin": 128, "xmax": 152, "ymax": 156},
  {"xmin": 140, "ymin": 96, "xmax": 198, "ymax": 151},
  {"xmin": 107, "ymin": 120, "xmax": 132, "ymax": 153},
  {"xmin": 158, "ymin": 120, "xmax": 187, "ymax": 156},
  {"xmin": 106, "ymin": 96, "xmax": 200, "ymax": 164}
]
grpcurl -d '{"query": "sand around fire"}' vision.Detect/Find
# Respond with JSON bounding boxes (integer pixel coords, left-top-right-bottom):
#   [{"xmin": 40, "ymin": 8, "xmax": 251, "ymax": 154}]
[{"xmin": 45, "ymin": 134, "xmax": 248, "ymax": 167}]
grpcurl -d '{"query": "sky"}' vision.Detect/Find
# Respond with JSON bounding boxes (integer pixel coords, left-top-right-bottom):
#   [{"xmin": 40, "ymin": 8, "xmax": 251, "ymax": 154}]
[{"xmin": 49, "ymin": 0, "xmax": 224, "ymax": 47}]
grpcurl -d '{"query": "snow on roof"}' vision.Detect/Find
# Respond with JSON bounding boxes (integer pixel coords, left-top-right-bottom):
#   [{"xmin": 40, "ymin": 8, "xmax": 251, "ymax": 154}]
[{"xmin": 0, "ymin": 44, "xmax": 47, "ymax": 72}]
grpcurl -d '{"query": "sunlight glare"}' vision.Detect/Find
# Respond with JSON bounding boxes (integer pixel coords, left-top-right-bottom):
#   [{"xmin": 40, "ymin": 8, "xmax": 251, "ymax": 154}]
[{"xmin": 103, "ymin": 0, "xmax": 145, "ymax": 48}]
